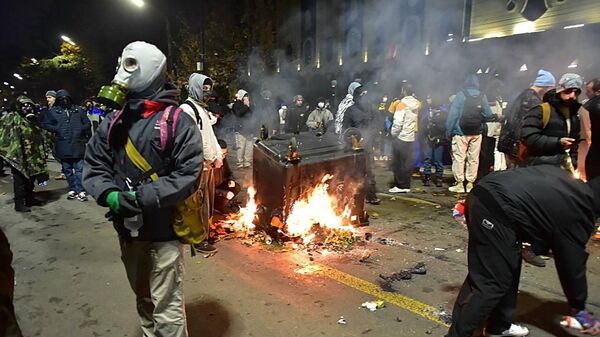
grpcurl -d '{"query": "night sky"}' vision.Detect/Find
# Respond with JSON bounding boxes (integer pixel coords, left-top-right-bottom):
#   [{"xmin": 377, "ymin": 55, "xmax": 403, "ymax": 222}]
[{"xmin": 0, "ymin": 0, "xmax": 203, "ymax": 86}]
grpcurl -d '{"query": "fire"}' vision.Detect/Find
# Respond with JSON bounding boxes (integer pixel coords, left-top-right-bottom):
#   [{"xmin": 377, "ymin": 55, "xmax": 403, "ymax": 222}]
[
  {"xmin": 285, "ymin": 174, "xmax": 356, "ymax": 244},
  {"xmin": 225, "ymin": 186, "xmax": 257, "ymax": 233},
  {"xmin": 227, "ymin": 174, "xmax": 357, "ymax": 246}
]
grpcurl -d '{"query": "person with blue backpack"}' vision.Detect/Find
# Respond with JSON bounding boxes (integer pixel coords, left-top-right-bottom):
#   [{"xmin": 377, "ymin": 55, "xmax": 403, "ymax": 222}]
[{"xmin": 446, "ymin": 74, "xmax": 495, "ymax": 193}]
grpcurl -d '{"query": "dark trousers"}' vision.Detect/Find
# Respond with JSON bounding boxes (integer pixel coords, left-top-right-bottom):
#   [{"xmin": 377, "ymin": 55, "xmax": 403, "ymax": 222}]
[
  {"xmin": 447, "ymin": 190, "xmax": 521, "ymax": 337},
  {"xmin": 422, "ymin": 140, "xmax": 444, "ymax": 178},
  {"xmin": 11, "ymin": 167, "xmax": 34, "ymax": 206},
  {"xmin": 364, "ymin": 148, "xmax": 377, "ymax": 200},
  {"xmin": 391, "ymin": 139, "xmax": 415, "ymax": 189},
  {"xmin": 477, "ymin": 135, "xmax": 496, "ymax": 181},
  {"xmin": 61, "ymin": 159, "xmax": 84, "ymax": 193},
  {"xmin": 0, "ymin": 228, "xmax": 24, "ymax": 337}
]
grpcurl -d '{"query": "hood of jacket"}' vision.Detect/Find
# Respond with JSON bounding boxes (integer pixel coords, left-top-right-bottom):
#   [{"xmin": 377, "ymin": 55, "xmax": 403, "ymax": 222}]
[
  {"xmin": 464, "ymin": 74, "xmax": 479, "ymax": 89},
  {"xmin": 236, "ymin": 89, "xmax": 248, "ymax": 101},
  {"xmin": 56, "ymin": 89, "xmax": 73, "ymax": 106},
  {"xmin": 188, "ymin": 73, "xmax": 213, "ymax": 102},
  {"xmin": 347, "ymin": 82, "xmax": 362, "ymax": 96}
]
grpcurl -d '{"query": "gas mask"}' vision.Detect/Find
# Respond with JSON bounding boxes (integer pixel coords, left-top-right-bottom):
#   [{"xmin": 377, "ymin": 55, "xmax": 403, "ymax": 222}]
[
  {"xmin": 21, "ymin": 103, "xmax": 34, "ymax": 115},
  {"xmin": 98, "ymin": 41, "xmax": 167, "ymax": 109},
  {"xmin": 317, "ymin": 102, "xmax": 325, "ymax": 109}
]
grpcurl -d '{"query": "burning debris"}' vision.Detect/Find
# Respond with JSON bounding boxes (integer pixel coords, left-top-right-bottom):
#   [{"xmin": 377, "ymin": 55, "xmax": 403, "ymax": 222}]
[
  {"xmin": 217, "ymin": 174, "xmax": 362, "ymax": 251},
  {"xmin": 379, "ymin": 262, "xmax": 428, "ymax": 288}
]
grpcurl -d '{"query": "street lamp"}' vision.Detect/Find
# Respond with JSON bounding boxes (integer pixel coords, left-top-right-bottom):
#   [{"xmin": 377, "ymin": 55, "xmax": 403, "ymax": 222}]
[
  {"xmin": 13, "ymin": 73, "xmax": 23, "ymax": 80},
  {"xmin": 128, "ymin": 0, "xmax": 173, "ymax": 72},
  {"xmin": 61, "ymin": 35, "xmax": 76, "ymax": 46}
]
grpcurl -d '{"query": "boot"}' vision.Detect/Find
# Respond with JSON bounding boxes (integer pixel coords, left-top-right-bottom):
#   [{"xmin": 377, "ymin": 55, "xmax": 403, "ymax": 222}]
[
  {"xmin": 434, "ymin": 176, "xmax": 443, "ymax": 187},
  {"xmin": 422, "ymin": 174, "xmax": 431, "ymax": 186},
  {"xmin": 26, "ymin": 193, "xmax": 44, "ymax": 207},
  {"xmin": 14, "ymin": 198, "xmax": 31, "ymax": 213}
]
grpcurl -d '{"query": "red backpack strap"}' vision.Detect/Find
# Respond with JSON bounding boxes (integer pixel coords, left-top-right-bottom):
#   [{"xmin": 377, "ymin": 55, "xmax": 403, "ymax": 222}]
[
  {"xmin": 159, "ymin": 105, "xmax": 182, "ymax": 152},
  {"xmin": 159, "ymin": 106, "xmax": 173, "ymax": 151}
]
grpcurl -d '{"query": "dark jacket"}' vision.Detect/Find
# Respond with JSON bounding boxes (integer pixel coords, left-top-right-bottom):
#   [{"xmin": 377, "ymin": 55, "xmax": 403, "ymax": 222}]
[
  {"xmin": 471, "ymin": 165, "xmax": 598, "ymax": 310},
  {"xmin": 420, "ymin": 104, "xmax": 448, "ymax": 144},
  {"xmin": 82, "ymin": 96, "xmax": 204, "ymax": 242},
  {"xmin": 343, "ymin": 100, "xmax": 376, "ymax": 143},
  {"xmin": 521, "ymin": 93, "xmax": 580, "ymax": 167},
  {"xmin": 41, "ymin": 90, "xmax": 90, "ymax": 160},
  {"xmin": 284, "ymin": 104, "xmax": 310, "ymax": 134},
  {"xmin": 232, "ymin": 100, "xmax": 254, "ymax": 135}
]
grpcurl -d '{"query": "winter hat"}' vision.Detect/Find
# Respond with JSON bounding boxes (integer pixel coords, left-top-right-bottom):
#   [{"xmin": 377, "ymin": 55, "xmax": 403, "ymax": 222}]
[
  {"xmin": 464, "ymin": 74, "xmax": 479, "ymax": 89},
  {"xmin": 556, "ymin": 73, "xmax": 584, "ymax": 93},
  {"xmin": 45, "ymin": 90, "xmax": 57, "ymax": 98},
  {"xmin": 347, "ymin": 82, "xmax": 362, "ymax": 96},
  {"xmin": 236, "ymin": 89, "xmax": 248, "ymax": 100},
  {"xmin": 533, "ymin": 69, "xmax": 556, "ymax": 87}
]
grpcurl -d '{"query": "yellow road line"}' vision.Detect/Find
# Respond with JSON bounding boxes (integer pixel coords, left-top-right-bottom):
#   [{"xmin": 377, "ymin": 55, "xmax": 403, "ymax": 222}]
[
  {"xmin": 315, "ymin": 264, "xmax": 450, "ymax": 327},
  {"xmin": 377, "ymin": 193, "xmax": 442, "ymax": 208}
]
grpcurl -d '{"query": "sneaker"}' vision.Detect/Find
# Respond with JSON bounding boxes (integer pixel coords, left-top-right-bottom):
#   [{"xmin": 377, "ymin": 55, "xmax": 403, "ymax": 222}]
[
  {"xmin": 448, "ymin": 183, "xmax": 465, "ymax": 193},
  {"xmin": 521, "ymin": 246, "xmax": 546, "ymax": 267},
  {"xmin": 195, "ymin": 240, "xmax": 217, "ymax": 254},
  {"xmin": 397, "ymin": 188, "xmax": 411, "ymax": 193},
  {"xmin": 389, "ymin": 186, "xmax": 403, "ymax": 193},
  {"xmin": 55, "ymin": 173, "xmax": 66, "ymax": 180},
  {"xmin": 76, "ymin": 192, "xmax": 88, "ymax": 202},
  {"xmin": 434, "ymin": 178, "xmax": 443, "ymax": 187},
  {"xmin": 67, "ymin": 191, "xmax": 76, "ymax": 200},
  {"xmin": 487, "ymin": 323, "xmax": 529, "ymax": 337},
  {"xmin": 465, "ymin": 182, "xmax": 474, "ymax": 193}
]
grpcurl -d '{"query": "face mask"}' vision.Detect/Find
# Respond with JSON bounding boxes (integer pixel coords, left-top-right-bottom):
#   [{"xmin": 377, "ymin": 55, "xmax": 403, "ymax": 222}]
[
  {"xmin": 21, "ymin": 103, "xmax": 34, "ymax": 115},
  {"xmin": 59, "ymin": 97, "xmax": 70, "ymax": 107},
  {"xmin": 97, "ymin": 41, "xmax": 167, "ymax": 109},
  {"xmin": 317, "ymin": 102, "xmax": 325, "ymax": 109}
]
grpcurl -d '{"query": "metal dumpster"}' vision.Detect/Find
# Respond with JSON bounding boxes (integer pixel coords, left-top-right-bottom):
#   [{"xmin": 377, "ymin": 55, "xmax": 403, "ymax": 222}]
[{"xmin": 252, "ymin": 132, "xmax": 368, "ymax": 236}]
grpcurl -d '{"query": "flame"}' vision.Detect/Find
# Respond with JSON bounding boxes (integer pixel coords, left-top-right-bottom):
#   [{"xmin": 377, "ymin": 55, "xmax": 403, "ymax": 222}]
[
  {"xmin": 285, "ymin": 174, "xmax": 356, "ymax": 244},
  {"xmin": 225, "ymin": 186, "xmax": 257, "ymax": 233}
]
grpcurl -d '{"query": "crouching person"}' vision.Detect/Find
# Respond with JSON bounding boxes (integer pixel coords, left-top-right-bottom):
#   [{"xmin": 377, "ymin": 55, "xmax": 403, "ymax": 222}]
[
  {"xmin": 83, "ymin": 41, "xmax": 203, "ymax": 337},
  {"xmin": 446, "ymin": 165, "xmax": 600, "ymax": 337}
]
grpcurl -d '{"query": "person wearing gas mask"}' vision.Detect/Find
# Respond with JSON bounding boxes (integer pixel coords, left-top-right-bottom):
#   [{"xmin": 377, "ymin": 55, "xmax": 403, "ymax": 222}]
[
  {"xmin": 0, "ymin": 96, "xmax": 49, "ymax": 212},
  {"xmin": 82, "ymin": 41, "xmax": 203, "ymax": 337},
  {"xmin": 180, "ymin": 73, "xmax": 222, "ymax": 254},
  {"xmin": 306, "ymin": 97, "xmax": 334, "ymax": 133},
  {"xmin": 41, "ymin": 89, "xmax": 91, "ymax": 201}
]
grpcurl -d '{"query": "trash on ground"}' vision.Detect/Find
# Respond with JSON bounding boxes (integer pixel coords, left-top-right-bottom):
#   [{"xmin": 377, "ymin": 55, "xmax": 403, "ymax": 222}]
[
  {"xmin": 436, "ymin": 306, "xmax": 452, "ymax": 325},
  {"xmin": 379, "ymin": 262, "xmax": 427, "ymax": 288},
  {"xmin": 362, "ymin": 300, "xmax": 385, "ymax": 311},
  {"xmin": 364, "ymin": 232, "xmax": 373, "ymax": 241},
  {"xmin": 434, "ymin": 247, "xmax": 446, "ymax": 251},
  {"xmin": 370, "ymin": 212, "xmax": 380, "ymax": 219},
  {"xmin": 377, "ymin": 237, "xmax": 407, "ymax": 246},
  {"xmin": 359, "ymin": 249, "xmax": 372, "ymax": 263},
  {"xmin": 560, "ymin": 316, "xmax": 583, "ymax": 330},
  {"xmin": 337, "ymin": 316, "xmax": 347, "ymax": 325},
  {"xmin": 455, "ymin": 249, "xmax": 463, "ymax": 253}
]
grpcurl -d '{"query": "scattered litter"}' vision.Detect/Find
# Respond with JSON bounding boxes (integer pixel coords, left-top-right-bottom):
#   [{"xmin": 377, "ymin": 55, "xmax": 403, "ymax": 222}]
[
  {"xmin": 364, "ymin": 232, "xmax": 373, "ymax": 241},
  {"xmin": 370, "ymin": 212, "xmax": 380, "ymax": 219},
  {"xmin": 434, "ymin": 248, "xmax": 446, "ymax": 251},
  {"xmin": 436, "ymin": 306, "xmax": 452, "ymax": 325},
  {"xmin": 560, "ymin": 316, "xmax": 582, "ymax": 330},
  {"xmin": 337, "ymin": 316, "xmax": 347, "ymax": 325},
  {"xmin": 395, "ymin": 317, "xmax": 402, "ymax": 322},
  {"xmin": 390, "ymin": 197, "xmax": 397, "ymax": 201},
  {"xmin": 377, "ymin": 237, "xmax": 406, "ymax": 246},
  {"xmin": 379, "ymin": 262, "xmax": 427, "ymax": 287},
  {"xmin": 362, "ymin": 300, "xmax": 385, "ymax": 311},
  {"xmin": 455, "ymin": 249, "xmax": 463, "ymax": 253},
  {"xmin": 359, "ymin": 249, "xmax": 372, "ymax": 263}
]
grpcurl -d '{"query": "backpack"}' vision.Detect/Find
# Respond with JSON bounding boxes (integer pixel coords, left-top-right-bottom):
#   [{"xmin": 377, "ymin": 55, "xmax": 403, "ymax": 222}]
[
  {"xmin": 110, "ymin": 106, "xmax": 208, "ymax": 250},
  {"xmin": 516, "ymin": 103, "xmax": 551, "ymax": 162},
  {"xmin": 458, "ymin": 90, "xmax": 484, "ymax": 135},
  {"xmin": 181, "ymin": 100, "xmax": 203, "ymax": 129}
]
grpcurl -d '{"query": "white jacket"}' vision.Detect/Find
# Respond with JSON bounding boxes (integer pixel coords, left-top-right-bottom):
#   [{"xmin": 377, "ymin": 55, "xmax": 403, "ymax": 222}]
[
  {"xmin": 180, "ymin": 100, "xmax": 222, "ymax": 163},
  {"xmin": 391, "ymin": 95, "xmax": 421, "ymax": 142}
]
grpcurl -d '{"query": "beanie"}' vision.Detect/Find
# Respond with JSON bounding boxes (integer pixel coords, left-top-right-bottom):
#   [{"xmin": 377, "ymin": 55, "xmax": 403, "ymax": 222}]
[
  {"xmin": 556, "ymin": 73, "xmax": 584, "ymax": 93},
  {"xmin": 45, "ymin": 90, "xmax": 57, "ymax": 98},
  {"xmin": 533, "ymin": 69, "xmax": 556, "ymax": 87}
]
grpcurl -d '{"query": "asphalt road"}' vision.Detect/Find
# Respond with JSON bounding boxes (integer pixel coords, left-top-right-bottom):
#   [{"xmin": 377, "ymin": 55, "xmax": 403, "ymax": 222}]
[{"xmin": 1, "ymin": 162, "xmax": 599, "ymax": 337}]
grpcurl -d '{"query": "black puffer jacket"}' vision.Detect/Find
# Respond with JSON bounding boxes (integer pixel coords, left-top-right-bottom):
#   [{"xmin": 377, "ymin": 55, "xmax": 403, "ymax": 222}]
[
  {"xmin": 521, "ymin": 94, "xmax": 580, "ymax": 167},
  {"xmin": 41, "ymin": 90, "xmax": 90, "ymax": 160},
  {"xmin": 83, "ymin": 94, "xmax": 203, "ymax": 242}
]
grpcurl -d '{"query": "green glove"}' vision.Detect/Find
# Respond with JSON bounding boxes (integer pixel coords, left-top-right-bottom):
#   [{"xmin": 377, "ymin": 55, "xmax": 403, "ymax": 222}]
[{"xmin": 106, "ymin": 191, "xmax": 140, "ymax": 217}]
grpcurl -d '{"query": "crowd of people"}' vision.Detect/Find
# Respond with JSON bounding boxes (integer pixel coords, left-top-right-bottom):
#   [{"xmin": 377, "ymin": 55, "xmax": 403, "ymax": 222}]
[{"xmin": 1, "ymin": 39, "xmax": 600, "ymax": 337}]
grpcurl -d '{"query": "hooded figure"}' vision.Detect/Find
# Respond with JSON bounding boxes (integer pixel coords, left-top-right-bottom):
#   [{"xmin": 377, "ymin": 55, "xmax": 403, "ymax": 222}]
[
  {"xmin": 0, "ymin": 96, "xmax": 49, "ymax": 211},
  {"xmin": 284, "ymin": 94, "xmax": 310, "ymax": 134},
  {"xmin": 232, "ymin": 89, "xmax": 254, "ymax": 168},
  {"xmin": 306, "ymin": 97, "xmax": 334, "ymax": 132},
  {"xmin": 82, "ymin": 41, "xmax": 203, "ymax": 337},
  {"xmin": 335, "ymin": 81, "xmax": 361, "ymax": 134}
]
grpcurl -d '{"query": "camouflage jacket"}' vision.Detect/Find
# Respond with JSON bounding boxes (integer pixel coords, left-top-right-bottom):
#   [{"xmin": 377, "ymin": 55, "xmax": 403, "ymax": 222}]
[{"xmin": 0, "ymin": 112, "xmax": 49, "ymax": 179}]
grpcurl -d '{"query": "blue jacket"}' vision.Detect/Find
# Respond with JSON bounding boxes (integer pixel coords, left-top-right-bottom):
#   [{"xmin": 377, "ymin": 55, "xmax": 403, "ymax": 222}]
[
  {"xmin": 41, "ymin": 90, "xmax": 91, "ymax": 160},
  {"xmin": 446, "ymin": 88, "xmax": 494, "ymax": 137}
]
